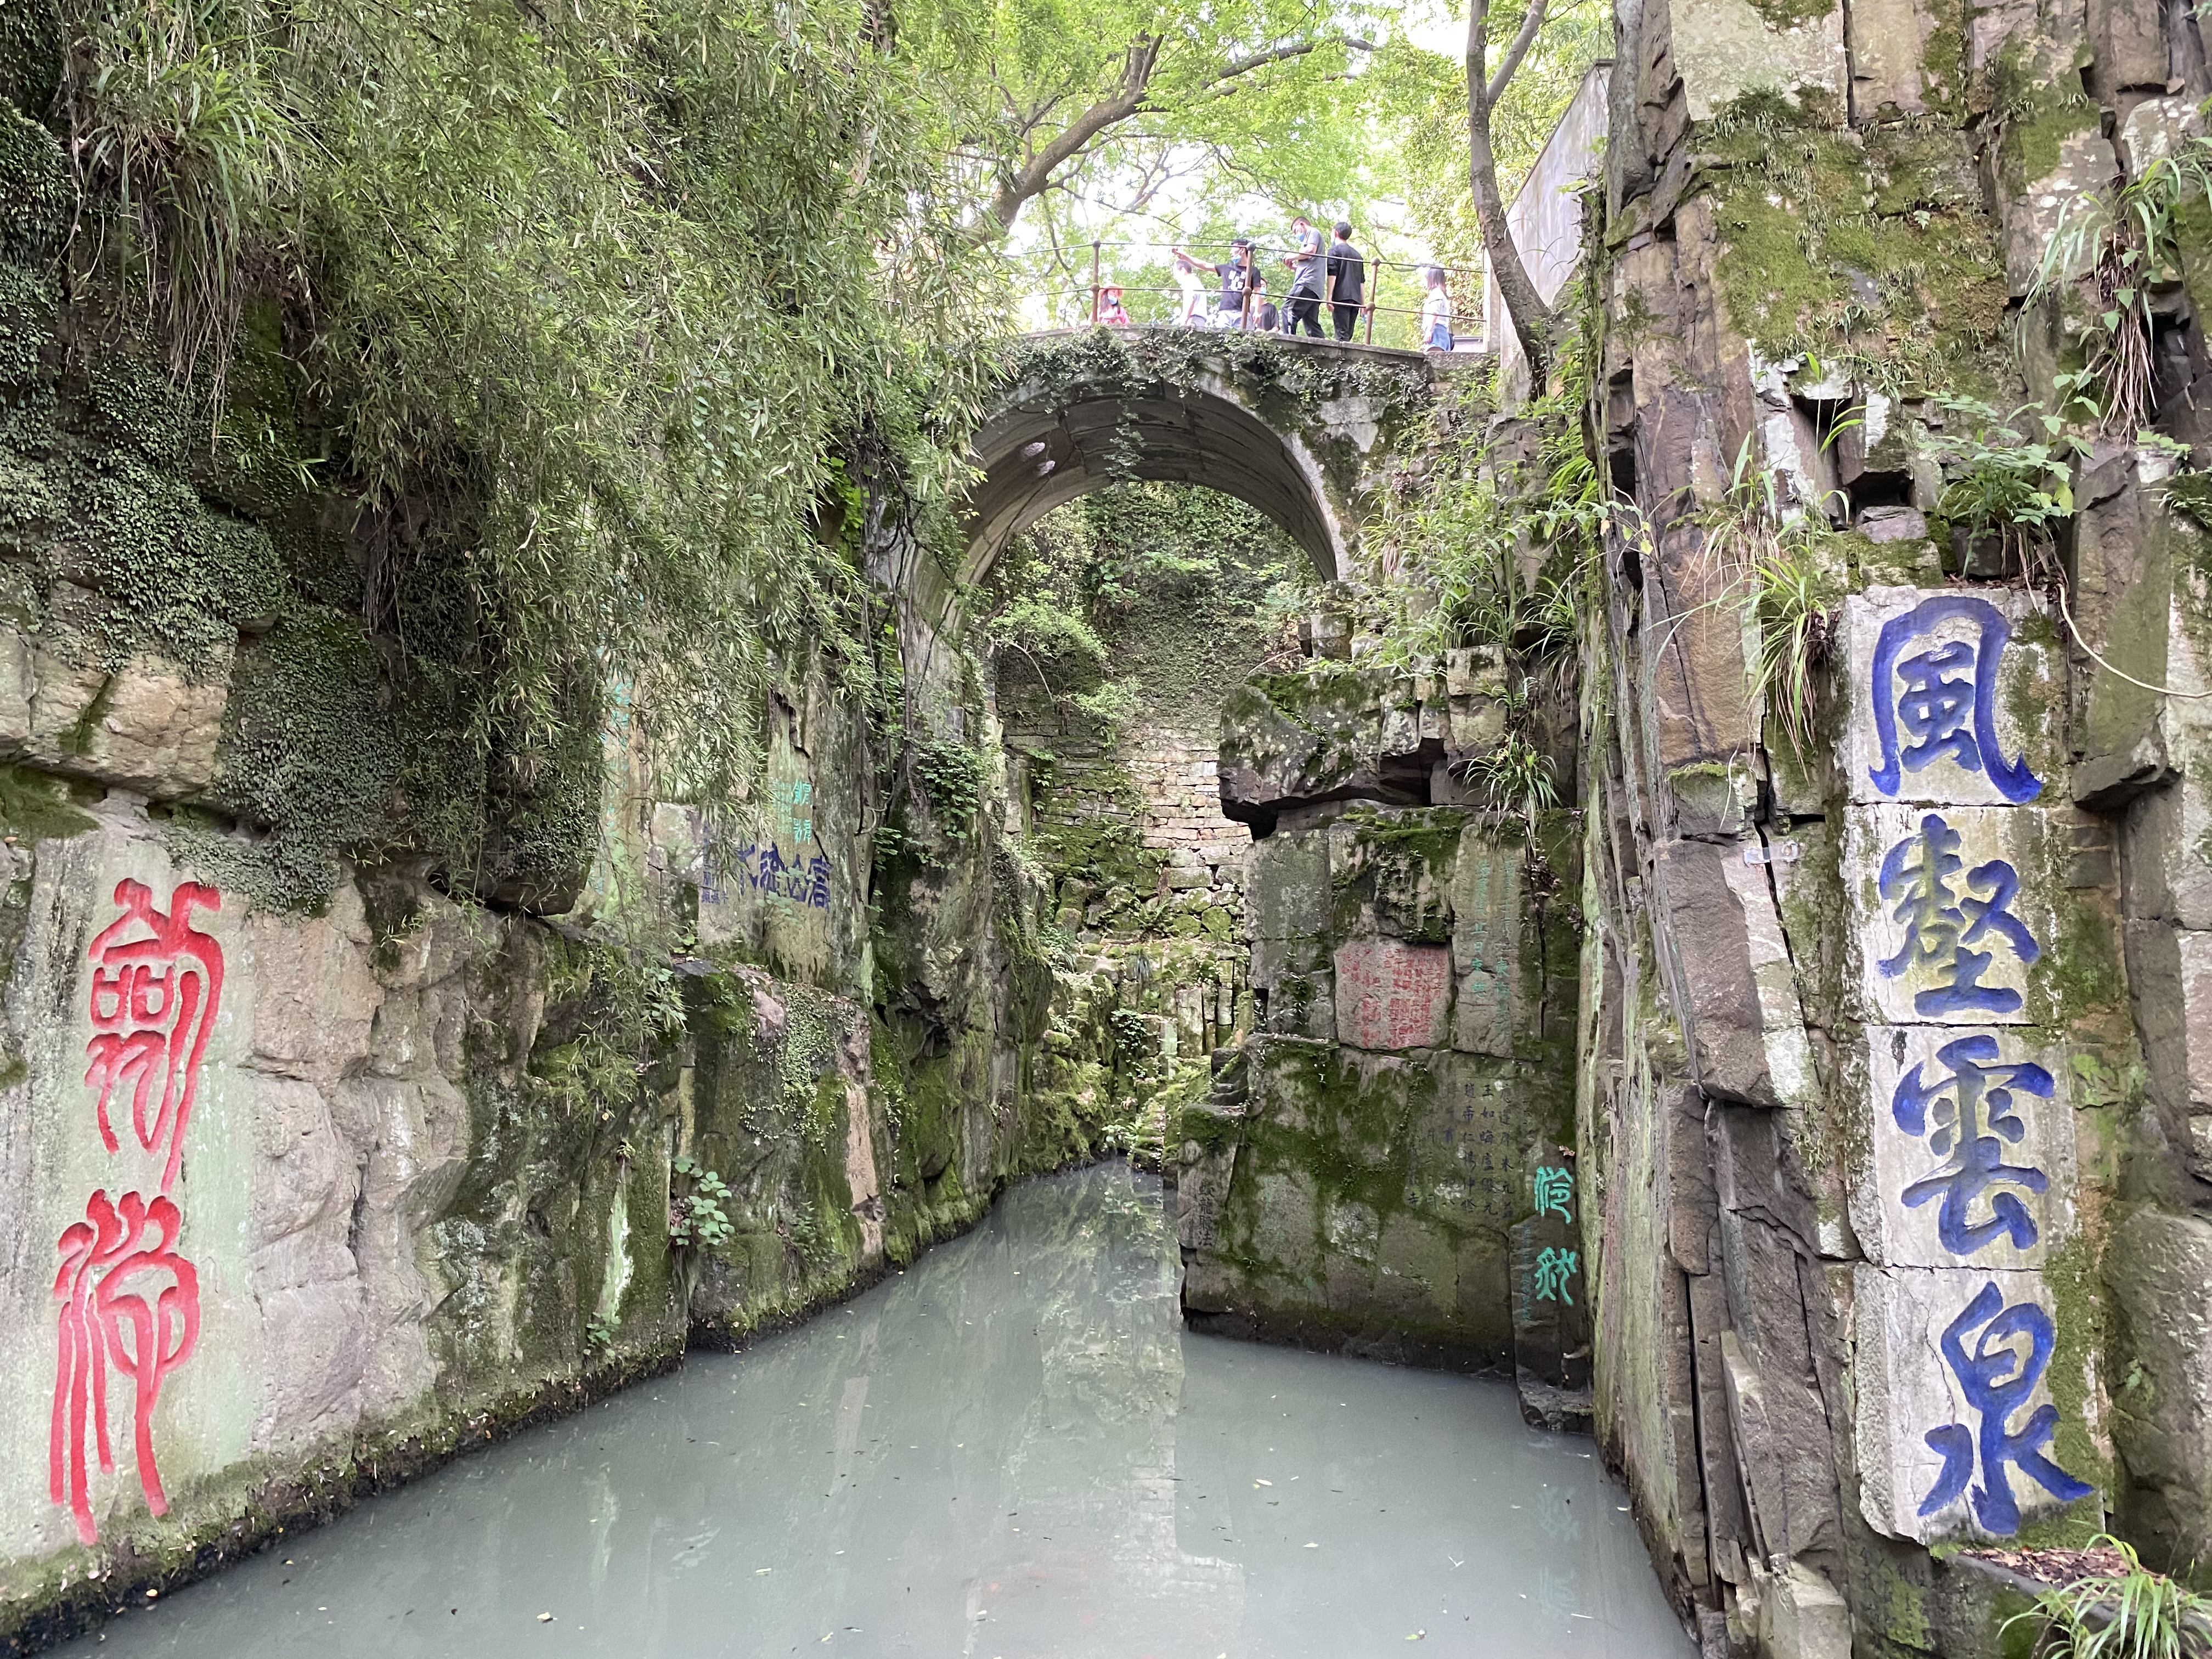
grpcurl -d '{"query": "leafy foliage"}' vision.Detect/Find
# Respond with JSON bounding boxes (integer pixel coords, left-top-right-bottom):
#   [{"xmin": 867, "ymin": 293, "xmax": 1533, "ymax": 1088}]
[
  {"xmin": 669, "ymin": 1155, "xmax": 735, "ymax": 1252},
  {"xmin": 2007, "ymin": 1537, "xmax": 2212, "ymax": 1658},
  {"xmin": 982, "ymin": 479, "xmax": 1311, "ymax": 741},
  {"xmin": 1461, "ymin": 719, "xmax": 1556, "ymax": 821},
  {"xmin": 53, "ymin": 0, "xmax": 1008, "ymax": 842},
  {"xmin": 1374, "ymin": 1, "xmax": 1611, "ymax": 283},
  {"xmin": 1913, "ymin": 396, "xmax": 2082, "ymax": 567},
  {"xmin": 2027, "ymin": 137, "xmax": 2212, "ymax": 435},
  {"xmin": 1375, "ymin": 372, "xmax": 1600, "ymax": 662},
  {"xmin": 1690, "ymin": 439, "xmax": 1843, "ymax": 758}
]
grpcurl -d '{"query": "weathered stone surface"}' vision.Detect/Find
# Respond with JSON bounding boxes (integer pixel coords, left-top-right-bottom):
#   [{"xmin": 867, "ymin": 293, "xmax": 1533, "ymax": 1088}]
[
  {"xmin": 1450, "ymin": 834, "xmax": 1520, "ymax": 1056},
  {"xmin": 1843, "ymin": 805, "xmax": 2058, "ymax": 1026},
  {"xmin": 2000, "ymin": 127, "xmax": 2118, "ymax": 297},
  {"xmin": 1846, "ymin": 0, "xmax": 1934, "ymax": 117},
  {"xmin": 8, "ymin": 637, "xmax": 230, "ymax": 797},
  {"xmin": 1655, "ymin": 838, "xmax": 1777, "ymax": 1106},
  {"xmin": 2107, "ymin": 1206, "xmax": 2212, "ymax": 1573},
  {"xmin": 1752, "ymin": 1559, "xmax": 1852, "ymax": 1659},
  {"xmin": 1333, "ymin": 936, "xmax": 1452, "ymax": 1051},
  {"xmin": 1672, "ymin": 0, "xmax": 1847, "ymax": 122},
  {"xmin": 1840, "ymin": 586, "xmax": 2058, "ymax": 811},
  {"xmin": 1853, "ymin": 1265, "xmax": 2098, "ymax": 1542},
  {"xmin": 1853, "ymin": 1026, "xmax": 2078, "ymax": 1270}
]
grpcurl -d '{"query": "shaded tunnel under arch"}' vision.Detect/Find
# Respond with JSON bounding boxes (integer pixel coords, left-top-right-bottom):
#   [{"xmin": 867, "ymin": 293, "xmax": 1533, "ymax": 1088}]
[{"xmin": 963, "ymin": 376, "xmax": 1344, "ymax": 584}]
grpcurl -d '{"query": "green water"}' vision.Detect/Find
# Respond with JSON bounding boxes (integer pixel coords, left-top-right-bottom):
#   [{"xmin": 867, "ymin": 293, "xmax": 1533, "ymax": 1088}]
[{"xmin": 59, "ymin": 1164, "xmax": 1691, "ymax": 1657}]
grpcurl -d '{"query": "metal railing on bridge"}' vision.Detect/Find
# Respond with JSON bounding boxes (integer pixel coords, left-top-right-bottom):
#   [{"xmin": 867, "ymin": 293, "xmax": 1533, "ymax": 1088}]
[{"xmin": 1041, "ymin": 239, "xmax": 1487, "ymax": 352}]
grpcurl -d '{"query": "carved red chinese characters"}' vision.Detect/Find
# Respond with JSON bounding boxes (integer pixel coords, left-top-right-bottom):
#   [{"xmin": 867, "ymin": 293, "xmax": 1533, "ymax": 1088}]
[
  {"xmin": 83, "ymin": 879, "xmax": 223, "ymax": 1193},
  {"xmin": 50, "ymin": 879, "xmax": 221, "ymax": 1545},
  {"xmin": 49, "ymin": 1192, "xmax": 201, "ymax": 1544}
]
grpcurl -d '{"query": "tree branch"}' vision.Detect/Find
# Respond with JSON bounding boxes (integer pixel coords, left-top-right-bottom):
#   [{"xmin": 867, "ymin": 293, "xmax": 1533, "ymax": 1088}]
[
  {"xmin": 982, "ymin": 33, "xmax": 1369, "ymax": 232},
  {"xmin": 1486, "ymin": 0, "xmax": 1549, "ymax": 106},
  {"xmin": 1466, "ymin": 0, "xmax": 1554, "ymax": 376}
]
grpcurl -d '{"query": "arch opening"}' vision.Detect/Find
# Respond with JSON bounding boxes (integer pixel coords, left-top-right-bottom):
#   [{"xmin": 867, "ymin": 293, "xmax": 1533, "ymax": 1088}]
[{"xmin": 962, "ymin": 376, "xmax": 1344, "ymax": 588}]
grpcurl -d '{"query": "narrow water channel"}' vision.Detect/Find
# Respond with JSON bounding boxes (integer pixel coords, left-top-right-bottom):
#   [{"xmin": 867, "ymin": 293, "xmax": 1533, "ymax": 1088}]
[{"xmin": 60, "ymin": 1165, "xmax": 1691, "ymax": 1658}]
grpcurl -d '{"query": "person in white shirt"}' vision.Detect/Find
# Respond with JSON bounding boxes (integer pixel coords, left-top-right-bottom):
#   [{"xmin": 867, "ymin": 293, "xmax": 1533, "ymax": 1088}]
[
  {"xmin": 1421, "ymin": 266, "xmax": 1453, "ymax": 351},
  {"xmin": 1172, "ymin": 252, "xmax": 1208, "ymax": 325}
]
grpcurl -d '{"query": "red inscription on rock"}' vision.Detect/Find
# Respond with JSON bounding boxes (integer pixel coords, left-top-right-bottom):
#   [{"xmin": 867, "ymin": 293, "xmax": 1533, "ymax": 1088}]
[
  {"xmin": 1335, "ymin": 938, "xmax": 1452, "ymax": 1051},
  {"xmin": 52, "ymin": 879, "xmax": 221, "ymax": 1545},
  {"xmin": 49, "ymin": 1190, "xmax": 200, "ymax": 1544},
  {"xmin": 83, "ymin": 878, "xmax": 223, "ymax": 1194}
]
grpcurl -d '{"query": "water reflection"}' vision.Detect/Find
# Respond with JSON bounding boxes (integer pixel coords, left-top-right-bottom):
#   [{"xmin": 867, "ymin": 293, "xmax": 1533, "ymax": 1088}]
[{"xmin": 57, "ymin": 1165, "xmax": 1691, "ymax": 1657}]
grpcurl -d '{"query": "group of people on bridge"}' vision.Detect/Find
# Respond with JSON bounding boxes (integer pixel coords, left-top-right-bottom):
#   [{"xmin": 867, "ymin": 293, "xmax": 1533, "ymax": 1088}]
[{"xmin": 1089, "ymin": 217, "xmax": 1461, "ymax": 350}]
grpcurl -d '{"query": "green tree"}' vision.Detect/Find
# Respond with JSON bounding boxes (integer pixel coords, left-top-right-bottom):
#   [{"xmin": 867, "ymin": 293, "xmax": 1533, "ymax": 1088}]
[
  {"xmin": 54, "ymin": 0, "xmax": 1005, "ymax": 824},
  {"xmin": 900, "ymin": 0, "xmax": 1380, "ymax": 237}
]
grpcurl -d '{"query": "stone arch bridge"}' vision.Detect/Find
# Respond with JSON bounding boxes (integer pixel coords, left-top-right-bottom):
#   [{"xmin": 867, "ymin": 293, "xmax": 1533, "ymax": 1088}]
[{"xmin": 962, "ymin": 329, "xmax": 1452, "ymax": 584}]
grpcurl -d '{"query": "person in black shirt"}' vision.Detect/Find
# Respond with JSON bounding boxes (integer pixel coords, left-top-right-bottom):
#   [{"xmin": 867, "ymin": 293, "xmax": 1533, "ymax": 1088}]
[
  {"xmin": 1326, "ymin": 222, "xmax": 1367, "ymax": 342},
  {"xmin": 1173, "ymin": 238, "xmax": 1254, "ymax": 326}
]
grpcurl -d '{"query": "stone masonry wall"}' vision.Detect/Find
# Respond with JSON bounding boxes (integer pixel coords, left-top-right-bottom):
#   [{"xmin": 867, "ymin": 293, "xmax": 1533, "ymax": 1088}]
[{"xmin": 1570, "ymin": 0, "xmax": 2212, "ymax": 1643}]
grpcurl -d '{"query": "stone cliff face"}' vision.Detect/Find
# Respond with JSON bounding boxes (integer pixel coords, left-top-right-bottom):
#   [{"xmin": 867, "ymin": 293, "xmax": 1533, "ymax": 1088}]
[
  {"xmin": 5, "ymin": 0, "xmax": 2212, "ymax": 1649},
  {"xmin": 1169, "ymin": 0, "xmax": 2212, "ymax": 1650},
  {"xmin": 0, "ymin": 108, "xmax": 1069, "ymax": 1655}
]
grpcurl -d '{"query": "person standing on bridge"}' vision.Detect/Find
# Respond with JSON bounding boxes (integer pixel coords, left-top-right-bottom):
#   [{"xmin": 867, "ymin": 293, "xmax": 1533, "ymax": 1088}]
[
  {"xmin": 1250, "ymin": 274, "xmax": 1278, "ymax": 333},
  {"xmin": 1281, "ymin": 216, "xmax": 1326, "ymax": 337},
  {"xmin": 1325, "ymin": 222, "xmax": 1367, "ymax": 342},
  {"xmin": 1421, "ymin": 265, "xmax": 1455, "ymax": 351},
  {"xmin": 1171, "ymin": 252, "xmax": 1208, "ymax": 325},
  {"xmin": 1095, "ymin": 285, "xmax": 1131, "ymax": 326},
  {"xmin": 1173, "ymin": 238, "xmax": 1254, "ymax": 328}
]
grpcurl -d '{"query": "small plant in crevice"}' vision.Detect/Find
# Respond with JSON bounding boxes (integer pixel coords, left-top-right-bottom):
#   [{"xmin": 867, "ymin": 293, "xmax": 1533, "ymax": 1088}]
[
  {"xmin": 584, "ymin": 1313, "xmax": 615, "ymax": 1354},
  {"xmin": 1912, "ymin": 396, "xmax": 2082, "ymax": 575},
  {"xmin": 786, "ymin": 1198, "xmax": 843, "ymax": 1273},
  {"xmin": 1460, "ymin": 725, "xmax": 1557, "ymax": 830},
  {"xmin": 1685, "ymin": 440, "xmax": 1846, "ymax": 758},
  {"xmin": 909, "ymin": 731, "xmax": 986, "ymax": 842},
  {"xmin": 1748, "ymin": 542, "xmax": 1838, "ymax": 759},
  {"xmin": 668, "ymin": 1154, "xmax": 734, "ymax": 1309},
  {"xmin": 2025, "ymin": 136, "xmax": 2212, "ymax": 436},
  {"xmin": 2004, "ymin": 1535, "xmax": 2212, "ymax": 1658}
]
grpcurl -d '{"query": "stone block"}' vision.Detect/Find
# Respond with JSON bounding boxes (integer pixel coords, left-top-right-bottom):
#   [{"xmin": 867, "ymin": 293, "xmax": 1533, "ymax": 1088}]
[
  {"xmin": 21, "ymin": 643, "xmax": 230, "ymax": 797},
  {"xmin": 1841, "ymin": 586, "xmax": 2057, "ymax": 810},
  {"xmin": 1245, "ymin": 827, "xmax": 1330, "ymax": 979},
  {"xmin": 1408, "ymin": 1056, "xmax": 1532, "ymax": 1232},
  {"xmin": 1672, "ymin": 0, "xmax": 1847, "ymax": 122},
  {"xmin": 1846, "ymin": 0, "xmax": 1933, "ymax": 119},
  {"xmin": 1246, "ymin": 1169, "xmax": 1324, "ymax": 1280},
  {"xmin": 1854, "ymin": 1263, "xmax": 2099, "ymax": 1542},
  {"xmin": 1752, "ymin": 1560, "xmax": 1852, "ymax": 1659},
  {"xmin": 1447, "ymin": 695, "xmax": 1506, "ymax": 752},
  {"xmin": 1177, "ymin": 1120, "xmax": 1238, "ymax": 1254},
  {"xmin": 0, "ymin": 621, "xmax": 29, "ymax": 748},
  {"xmin": 1854, "ymin": 1026, "xmax": 2077, "ymax": 1271},
  {"xmin": 2119, "ymin": 95, "xmax": 2202, "ymax": 172},
  {"xmin": 1512, "ymin": 1197, "xmax": 1592, "ymax": 1426},
  {"xmin": 2107, "ymin": 1206, "xmax": 2212, "ymax": 1571},
  {"xmin": 2002, "ymin": 127, "xmax": 2118, "ymax": 297},
  {"xmin": 1655, "ymin": 838, "xmax": 1778, "ymax": 1106},
  {"xmin": 1333, "ymin": 936, "xmax": 1452, "ymax": 1051},
  {"xmin": 1844, "ymin": 804, "xmax": 2058, "ymax": 1026}
]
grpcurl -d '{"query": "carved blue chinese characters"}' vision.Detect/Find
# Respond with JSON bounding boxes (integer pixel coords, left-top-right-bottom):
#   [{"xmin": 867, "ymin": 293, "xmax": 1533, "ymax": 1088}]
[
  {"xmin": 1877, "ymin": 814, "xmax": 2040, "ymax": 1015},
  {"xmin": 1917, "ymin": 1281, "xmax": 2093, "ymax": 1533},
  {"xmin": 1892, "ymin": 1035, "xmax": 2054, "ymax": 1255},
  {"xmin": 1869, "ymin": 596, "xmax": 2041, "ymax": 804}
]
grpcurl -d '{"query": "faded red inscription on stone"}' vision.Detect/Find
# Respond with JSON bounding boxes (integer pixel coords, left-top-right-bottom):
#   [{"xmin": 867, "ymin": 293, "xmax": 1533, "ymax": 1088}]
[
  {"xmin": 52, "ymin": 879, "xmax": 220, "ymax": 1545},
  {"xmin": 49, "ymin": 1191, "xmax": 200, "ymax": 1544},
  {"xmin": 1334, "ymin": 937, "xmax": 1452, "ymax": 1051},
  {"xmin": 83, "ymin": 878, "xmax": 223, "ymax": 1193}
]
